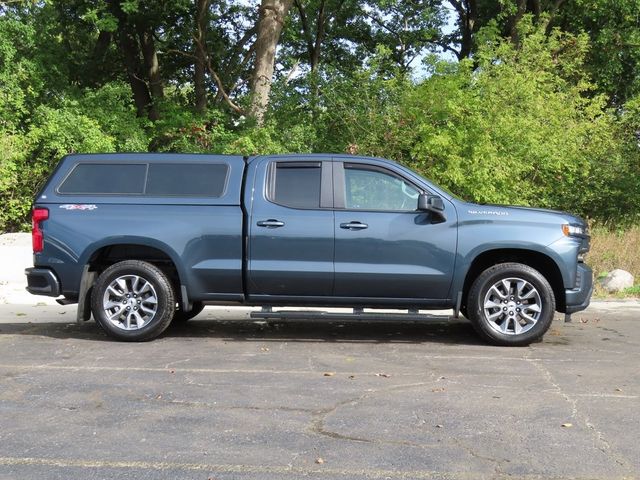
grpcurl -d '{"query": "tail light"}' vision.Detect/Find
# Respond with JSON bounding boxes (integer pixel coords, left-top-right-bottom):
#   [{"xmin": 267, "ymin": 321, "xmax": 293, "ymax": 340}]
[{"xmin": 32, "ymin": 207, "xmax": 49, "ymax": 253}]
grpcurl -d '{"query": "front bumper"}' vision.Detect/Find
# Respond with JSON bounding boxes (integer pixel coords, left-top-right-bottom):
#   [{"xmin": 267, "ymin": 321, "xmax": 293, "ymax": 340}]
[
  {"xmin": 565, "ymin": 263, "xmax": 593, "ymax": 314},
  {"xmin": 25, "ymin": 268, "xmax": 61, "ymax": 297}
]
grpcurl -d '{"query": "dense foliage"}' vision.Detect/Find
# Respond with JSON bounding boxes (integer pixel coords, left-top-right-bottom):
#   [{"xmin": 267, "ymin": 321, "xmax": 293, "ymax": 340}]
[{"xmin": 1, "ymin": 1, "xmax": 639, "ymax": 231}]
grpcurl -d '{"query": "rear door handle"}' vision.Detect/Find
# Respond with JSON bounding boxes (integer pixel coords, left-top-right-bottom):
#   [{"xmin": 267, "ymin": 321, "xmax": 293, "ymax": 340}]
[
  {"xmin": 340, "ymin": 221, "xmax": 368, "ymax": 230},
  {"xmin": 257, "ymin": 219, "xmax": 285, "ymax": 228}
]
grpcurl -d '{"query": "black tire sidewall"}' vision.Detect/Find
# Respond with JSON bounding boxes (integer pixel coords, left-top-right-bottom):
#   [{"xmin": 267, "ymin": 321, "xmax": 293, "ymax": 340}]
[
  {"xmin": 468, "ymin": 263, "xmax": 555, "ymax": 346},
  {"xmin": 91, "ymin": 261, "xmax": 175, "ymax": 341}
]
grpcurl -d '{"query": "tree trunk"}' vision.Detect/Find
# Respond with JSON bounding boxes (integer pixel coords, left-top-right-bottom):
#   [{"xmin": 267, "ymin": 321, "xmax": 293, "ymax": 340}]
[
  {"xmin": 138, "ymin": 27, "xmax": 164, "ymax": 101},
  {"xmin": 506, "ymin": 0, "xmax": 528, "ymax": 45},
  {"xmin": 119, "ymin": 27, "xmax": 156, "ymax": 119},
  {"xmin": 249, "ymin": 0, "xmax": 293, "ymax": 125},
  {"xmin": 108, "ymin": 0, "xmax": 156, "ymax": 120},
  {"xmin": 194, "ymin": 0, "xmax": 210, "ymax": 113},
  {"xmin": 459, "ymin": 0, "xmax": 478, "ymax": 60},
  {"xmin": 310, "ymin": 0, "xmax": 326, "ymax": 72}
]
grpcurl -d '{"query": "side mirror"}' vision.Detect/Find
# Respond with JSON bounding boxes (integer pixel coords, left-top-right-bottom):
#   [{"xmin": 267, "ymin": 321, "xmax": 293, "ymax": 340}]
[{"xmin": 418, "ymin": 194, "xmax": 446, "ymax": 221}]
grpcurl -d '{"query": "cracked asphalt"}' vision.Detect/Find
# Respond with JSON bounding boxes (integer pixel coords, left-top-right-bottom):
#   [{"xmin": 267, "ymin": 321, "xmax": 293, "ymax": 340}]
[{"xmin": 0, "ymin": 302, "xmax": 639, "ymax": 480}]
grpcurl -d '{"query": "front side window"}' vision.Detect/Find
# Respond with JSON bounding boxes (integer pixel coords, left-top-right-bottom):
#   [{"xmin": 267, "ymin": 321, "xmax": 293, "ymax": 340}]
[
  {"xmin": 344, "ymin": 165, "xmax": 420, "ymax": 211},
  {"xmin": 271, "ymin": 162, "xmax": 321, "ymax": 209}
]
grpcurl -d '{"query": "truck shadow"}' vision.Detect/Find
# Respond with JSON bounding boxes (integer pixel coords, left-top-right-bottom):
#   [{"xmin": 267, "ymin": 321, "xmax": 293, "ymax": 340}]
[
  {"xmin": 0, "ymin": 318, "xmax": 484, "ymax": 345},
  {"xmin": 167, "ymin": 318, "xmax": 483, "ymax": 345}
]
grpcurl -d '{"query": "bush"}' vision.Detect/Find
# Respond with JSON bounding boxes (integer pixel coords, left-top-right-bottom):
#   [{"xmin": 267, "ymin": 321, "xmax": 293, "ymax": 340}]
[{"xmin": 0, "ymin": 103, "xmax": 116, "ymax": 232}]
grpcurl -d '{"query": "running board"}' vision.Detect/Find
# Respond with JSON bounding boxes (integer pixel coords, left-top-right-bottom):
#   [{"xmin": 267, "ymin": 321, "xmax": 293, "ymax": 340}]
[{"xmin": 250, "ymin": 307, "xmax": 453, "ymax": 323}]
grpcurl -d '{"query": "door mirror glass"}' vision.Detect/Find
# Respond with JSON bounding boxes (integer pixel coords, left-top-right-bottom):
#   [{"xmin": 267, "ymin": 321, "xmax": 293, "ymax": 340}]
[{"xmin": 418, "ymin": 194, "xmax": 445, "ymax": 214}]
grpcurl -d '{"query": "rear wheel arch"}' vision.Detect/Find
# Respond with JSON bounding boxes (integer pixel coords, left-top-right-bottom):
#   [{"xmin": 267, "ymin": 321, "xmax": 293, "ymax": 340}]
[
  {"xmin": 461, "ymin": 249, "xmax": 566, "ymax": 314},
  {"xmin": 81, "ymin": 241, "xmax": 189, "ymax": 310}
]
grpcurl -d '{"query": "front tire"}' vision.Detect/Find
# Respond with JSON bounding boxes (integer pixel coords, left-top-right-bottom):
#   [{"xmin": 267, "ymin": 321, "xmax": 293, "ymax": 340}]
[
  {"xmin": 467, "ymin": 263, "xmax": 555, "ymax": 346},
  {"xmin": 91, "ymin": 260, "xmax": 175, "ymax": 341}
]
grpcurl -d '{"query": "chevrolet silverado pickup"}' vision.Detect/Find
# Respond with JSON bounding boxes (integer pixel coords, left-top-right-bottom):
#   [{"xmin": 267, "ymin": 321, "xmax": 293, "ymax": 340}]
[{"xmin": 25, "ymin": 153, "xmax": 592, "ymax": 345}]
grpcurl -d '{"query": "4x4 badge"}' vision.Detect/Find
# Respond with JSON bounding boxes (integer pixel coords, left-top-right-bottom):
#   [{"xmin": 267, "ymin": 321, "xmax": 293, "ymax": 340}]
[{"xmin": 59, "ymin": 204, "xmax": 97, "ymax": 211}]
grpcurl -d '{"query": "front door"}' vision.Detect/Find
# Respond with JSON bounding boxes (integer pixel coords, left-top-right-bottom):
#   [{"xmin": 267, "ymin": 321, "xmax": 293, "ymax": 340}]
[
  {"xmin": 333, "ymin": 162, "xmax": 457, "ymax": 300},
  {"xmin": 248, "ymin": 159, "xmax": 334, "ymax": 297}
]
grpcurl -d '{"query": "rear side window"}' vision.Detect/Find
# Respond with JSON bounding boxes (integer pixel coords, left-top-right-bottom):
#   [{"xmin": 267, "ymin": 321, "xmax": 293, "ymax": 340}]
[
  {"xmin": 58, "ymin": 162, "xmax": 229, "ymax": 197},
  {"xmin": 58, "ymin": 164, "xmax": 146, "ymax": 194},
  {"xmin": 271, "ymin": 162, "xmax": 321, "ymax": 209},
  {"xmin": 146, "ymin": 163, "xmax": 228, "ymax": 196}
]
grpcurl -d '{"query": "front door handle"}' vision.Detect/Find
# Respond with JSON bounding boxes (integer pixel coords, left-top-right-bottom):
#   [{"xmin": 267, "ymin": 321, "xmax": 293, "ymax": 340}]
[
  {"xmin": 340, "ymin": 221, "xmax": 368, "ymax": 230},
  {"xmin": 257, "ymin": 219, "xmax": 285, "ymax": 228}
]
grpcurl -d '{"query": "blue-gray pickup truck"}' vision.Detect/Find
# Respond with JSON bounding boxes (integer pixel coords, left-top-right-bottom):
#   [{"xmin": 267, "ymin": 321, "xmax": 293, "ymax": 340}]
[{"xmin": 25, "ymin": 153, "xmax": 592, "ymax": 345}]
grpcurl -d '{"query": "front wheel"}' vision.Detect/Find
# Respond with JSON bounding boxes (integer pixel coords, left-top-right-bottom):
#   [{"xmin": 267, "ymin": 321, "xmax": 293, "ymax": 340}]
[
  {"xmin": 91, "ymin": 260, "xmax": 175, "ymax": 341},
  {"xmin": 467, "ymin": 263, "xmax": 555, "ymax": 346}
]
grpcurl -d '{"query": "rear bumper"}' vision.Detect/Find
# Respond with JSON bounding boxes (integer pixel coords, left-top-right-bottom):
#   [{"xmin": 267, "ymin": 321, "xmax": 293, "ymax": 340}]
[
  {"xmin": 25, "ymin": 268, "xmax": 61, "ymax": 297},
  {"xmin": 565, "ymin": 263, "xmax": 593, "ymax": 314}
]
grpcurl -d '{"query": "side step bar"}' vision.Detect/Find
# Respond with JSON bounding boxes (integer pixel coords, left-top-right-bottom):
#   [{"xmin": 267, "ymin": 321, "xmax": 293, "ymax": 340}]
[{"xmin": 250, "ymin": 307, "xmax": 454, "ymax": 323}]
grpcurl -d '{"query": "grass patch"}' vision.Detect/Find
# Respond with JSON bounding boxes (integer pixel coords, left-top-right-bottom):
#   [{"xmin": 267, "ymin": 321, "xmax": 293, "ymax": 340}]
[
  {"xmin": 623, "ymin": 285, "xmax": 640, "ymax": 296},
  {"xmin": 589, "ymin": 225, "xmax": 640, "ymax": 297}
]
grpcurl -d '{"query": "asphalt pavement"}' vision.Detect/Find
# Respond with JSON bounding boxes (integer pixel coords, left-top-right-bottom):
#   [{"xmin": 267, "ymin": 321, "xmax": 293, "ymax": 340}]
[{"xmin": 0, "ymin": 301, "xmax": 638, "ymax": 480}]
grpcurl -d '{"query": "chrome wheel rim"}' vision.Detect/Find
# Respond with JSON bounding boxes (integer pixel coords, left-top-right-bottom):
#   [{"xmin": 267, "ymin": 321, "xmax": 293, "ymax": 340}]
[
  {"xmin": 102, "ymin": 275, "xmax": 158, "ymax": 331},
  {"xmin": 483, "ymin": 277, "xmax": 542, "ymax": 335}
]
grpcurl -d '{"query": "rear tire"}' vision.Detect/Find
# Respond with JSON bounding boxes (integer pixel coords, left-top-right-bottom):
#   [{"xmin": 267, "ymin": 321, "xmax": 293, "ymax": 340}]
[
  {"xmin": 91, "ymin": 260, "xmax": 175, "ymax": 341},
  {"xmin": 467, "ymin": 262, "xmax": 555, "ymax": 346}
]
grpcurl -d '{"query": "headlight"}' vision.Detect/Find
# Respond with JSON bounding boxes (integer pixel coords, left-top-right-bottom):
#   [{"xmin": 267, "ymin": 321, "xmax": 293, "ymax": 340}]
[{"xmin": 562, "ymin": 224, "xmax": 585, "ymax": 236}]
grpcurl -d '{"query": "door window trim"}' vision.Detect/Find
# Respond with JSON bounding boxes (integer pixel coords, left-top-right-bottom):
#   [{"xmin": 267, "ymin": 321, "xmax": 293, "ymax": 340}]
[
  {"xmin": 266, "ymin": 160, "xmax": 333, "ymax": 210},
  {"xmin": 333, "ymin": 162, "xmax": 425, "ymax": 212}
]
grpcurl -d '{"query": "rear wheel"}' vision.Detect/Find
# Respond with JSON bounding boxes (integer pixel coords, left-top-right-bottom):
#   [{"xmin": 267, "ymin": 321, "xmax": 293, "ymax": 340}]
[
  {"xmin": 91, "ymin": 260, "xmax": 175, "ymax": 341},
  {"xmin": 467, "ymin": 262, "xmax": 555, "ymax": 346}
]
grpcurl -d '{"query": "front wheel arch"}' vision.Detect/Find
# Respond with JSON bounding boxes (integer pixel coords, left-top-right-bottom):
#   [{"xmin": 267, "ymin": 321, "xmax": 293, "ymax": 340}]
[{"xmin": 460, "ymin": 249, "xmax": 565, "ymax": 314}]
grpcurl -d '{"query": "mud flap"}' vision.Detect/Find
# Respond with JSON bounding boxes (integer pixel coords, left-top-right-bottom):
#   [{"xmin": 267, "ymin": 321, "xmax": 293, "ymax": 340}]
[{"xmin": 76, "ymin": 266, "xmax": 96, "ymax": 324}]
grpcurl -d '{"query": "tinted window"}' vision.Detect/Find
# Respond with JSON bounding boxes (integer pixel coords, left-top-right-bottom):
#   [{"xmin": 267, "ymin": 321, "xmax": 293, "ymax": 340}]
[
  {"xmin": 58, "ymin": 164, "xmax": 146, "ymax": 194},
  {"xmin": 146, "ymin": 163, "xmax": 228, "ymax": 197},
  {"xmin": 344, "ymin": 166, "xmax": 420, "ymax": 211},
  {"xmin": 273, "ymin": 163, "xmax": 321, "ymax": 209}
]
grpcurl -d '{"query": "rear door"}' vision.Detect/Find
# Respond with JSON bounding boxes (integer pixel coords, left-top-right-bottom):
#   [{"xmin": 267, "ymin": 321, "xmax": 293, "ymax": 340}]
[
  {"xmin": 247, "ymin": 158, "xmax": 334, "ymax": 297},
  {"xmin": 333, "ymin": 161, "xmax": 457, "ymax": 300}
]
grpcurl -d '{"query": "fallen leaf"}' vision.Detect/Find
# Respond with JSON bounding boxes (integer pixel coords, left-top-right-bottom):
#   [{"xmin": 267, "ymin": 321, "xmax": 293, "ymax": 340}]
[
  {"xmin": 315, "ymin": 457, "xmax": 324, "ymax": 464},
  {"xmin": 16, "ymin": 313, "xmax": 26, "ymax": 317},
  {"xmin": 615, "ymin": 388, "xmax": 623, "ymax": 392},
  {"xmin": 561, "ymin": 423, "xmax": 573, "ymax": 428},
  {"xmin": 323, "ymin": 372, "xmax": 335, "ymax": 377}
]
